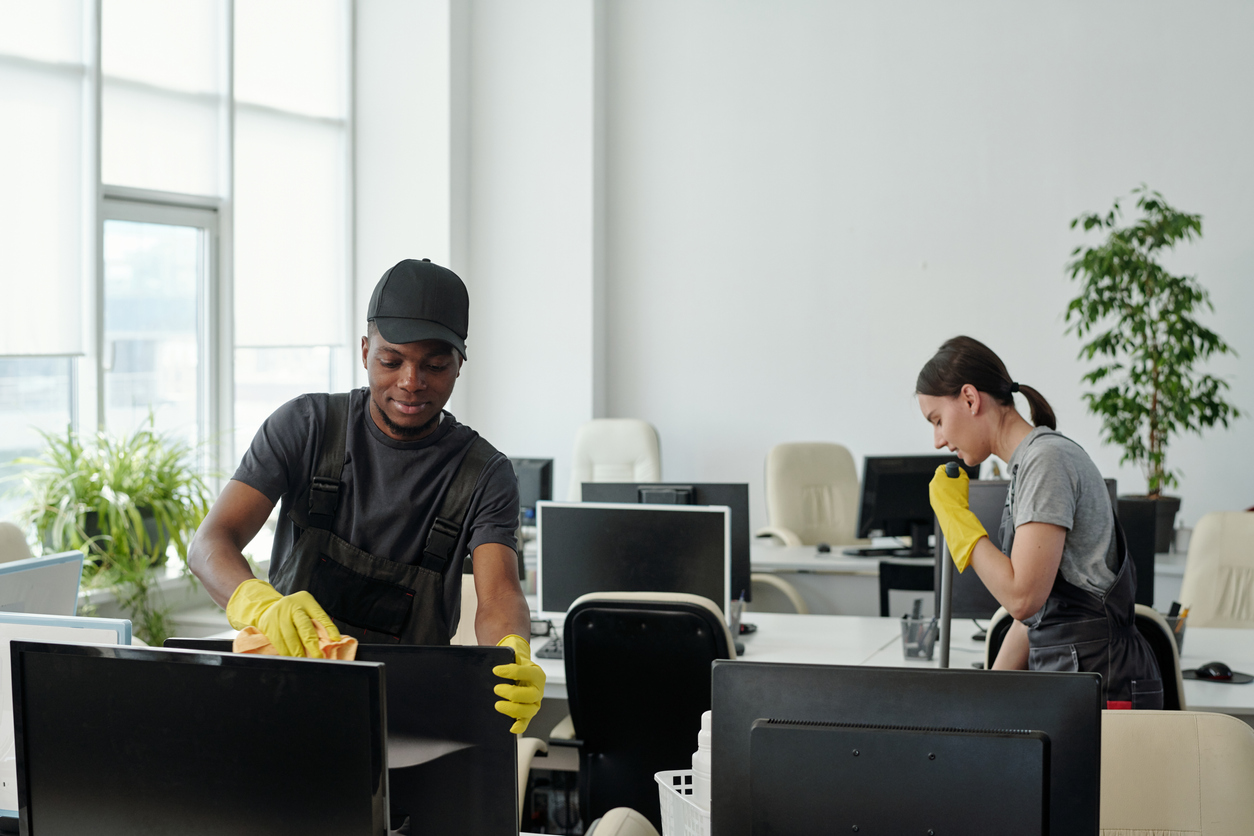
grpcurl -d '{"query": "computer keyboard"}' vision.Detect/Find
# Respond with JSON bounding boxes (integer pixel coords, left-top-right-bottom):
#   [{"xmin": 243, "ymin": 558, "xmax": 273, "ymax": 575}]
[{"xmin": 535, "ymin": 638, "xmax": 564, "ymax": 660}]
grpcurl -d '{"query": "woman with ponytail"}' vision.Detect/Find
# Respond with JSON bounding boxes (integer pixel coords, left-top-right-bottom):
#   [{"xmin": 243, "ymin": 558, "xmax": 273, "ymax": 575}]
[{"xmin": 917, "ymin": 336, "xmax": 1162, "ymax": 709}]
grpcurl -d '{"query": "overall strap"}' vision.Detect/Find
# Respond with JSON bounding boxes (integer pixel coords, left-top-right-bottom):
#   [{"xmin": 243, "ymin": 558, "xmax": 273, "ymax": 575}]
[
  {"xmin": 419, "ymin": 436, "xmax": 497, "ymax": 573},
  {"xmin": 307, "ymin": 393, "xmax": 351, "ymax": 531}
]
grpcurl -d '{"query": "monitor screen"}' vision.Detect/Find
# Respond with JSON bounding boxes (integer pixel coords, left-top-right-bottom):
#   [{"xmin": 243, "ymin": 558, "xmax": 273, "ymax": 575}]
[
  {"xmin": 0, "ymin": 552, "xmax": 83, "ymax": 616},
  {"xmin": 857, "ymin": 455, "xmax": 978, "ymax": 541},
  {"xmin": 163, "ymin": 639, "xmax": 519, "ymax": 836},
  {"xmin": 537, "ymin": 502, "xmax": 731, "ymax": 619},
  {"xmin": 12, "ymin": 642, "xmax": 388, "ymax": 836},
  {"xmin": 0, "ymin": 613, "xmax": 131, "ymax": 819},
  {"xmin": 580, "ymin": 483, "xmax": 752, "ymax": 602},
  {"xmin": 510, "ymin": 458, "xmax": 553, "ymax": 524},
  {"xmin": 711, "ymin": 661, "xmax": 1101, "ymax": 836}
]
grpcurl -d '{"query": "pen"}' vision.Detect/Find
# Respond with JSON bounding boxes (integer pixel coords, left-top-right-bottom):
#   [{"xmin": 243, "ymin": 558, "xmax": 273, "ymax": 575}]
[{"xmin": 1175, "ymin": 607, "xmax": 1189, "ymax": 633}]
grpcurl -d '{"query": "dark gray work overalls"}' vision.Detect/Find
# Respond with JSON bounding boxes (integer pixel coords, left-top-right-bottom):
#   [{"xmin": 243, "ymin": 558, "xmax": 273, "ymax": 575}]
[
  {"xmin": 269, "ymin": 393, "xmax": 498, "ymax": 645},
  {"xmin": 1001, "ymin": 434, "xmax": 1163, "ymax": 709}
]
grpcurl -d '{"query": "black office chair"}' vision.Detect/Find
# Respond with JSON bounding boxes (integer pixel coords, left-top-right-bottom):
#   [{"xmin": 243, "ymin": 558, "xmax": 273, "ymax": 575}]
[
  {"xmin": 878, "ymin": 561, "xmax": 934, "ymax": 618},
  {"xmin": 984, "ymin": 605, "xmax": 1184, "ymax": 710},
  {"xmin": 562, "ymin": 592, "xmax": 735, "ymax": 831}
]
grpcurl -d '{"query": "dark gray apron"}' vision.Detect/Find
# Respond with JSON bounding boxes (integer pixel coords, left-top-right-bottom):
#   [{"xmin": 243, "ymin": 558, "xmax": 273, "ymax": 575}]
[
  {"xmin": 1001, "ymin": 436, "xmax": 1163, "ymax": 709},
  {"xmin": 269, "ymin": 393, "xmax": 498, "ymax": 645}
]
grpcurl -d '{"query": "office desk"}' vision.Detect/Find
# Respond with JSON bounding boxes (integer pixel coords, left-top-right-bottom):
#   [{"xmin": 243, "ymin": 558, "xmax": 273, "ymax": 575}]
[{"xmin": 538, "ymin": 613, "xmax": 1254, "ymax": 718}]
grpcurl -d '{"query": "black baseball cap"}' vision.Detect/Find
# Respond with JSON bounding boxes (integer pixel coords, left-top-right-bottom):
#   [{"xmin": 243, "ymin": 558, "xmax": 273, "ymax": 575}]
[{"xmin": 367, "ymin": 259, "xmax": 469, "ymax": 358}]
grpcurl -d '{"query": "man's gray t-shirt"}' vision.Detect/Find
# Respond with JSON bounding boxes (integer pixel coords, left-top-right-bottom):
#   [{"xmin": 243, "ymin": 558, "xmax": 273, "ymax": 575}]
[
  {"xmin": 1004, "ymin": 426, "xmax": 1118, "ymax": 599},
  {"xmin": 232, "ymin": 388, "xmax": 519, "ymax": 637}
]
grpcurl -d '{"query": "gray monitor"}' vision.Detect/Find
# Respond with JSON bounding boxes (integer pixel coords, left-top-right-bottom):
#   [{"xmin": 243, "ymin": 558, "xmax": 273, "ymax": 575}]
[
  {"xmin": 536, "ymin": 501, "xmax": 731, "ymax": 620},
  {"xmin": 0, "ymin": 552, "xmax": 84, "ymax": 616}
]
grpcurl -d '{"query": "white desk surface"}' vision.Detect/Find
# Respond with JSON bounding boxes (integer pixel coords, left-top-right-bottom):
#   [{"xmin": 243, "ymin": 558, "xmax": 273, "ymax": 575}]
[{"xmin": 537, "ymin": 613, "xmax": 1254, "ymax": 715}]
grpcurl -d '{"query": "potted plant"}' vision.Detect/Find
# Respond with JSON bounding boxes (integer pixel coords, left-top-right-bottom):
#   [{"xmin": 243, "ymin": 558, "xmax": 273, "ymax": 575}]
[
  {"xmin": 1066, "ymin": 186, "xmax": 1240, "ymax": 552},
  {"xmin": 12, "ymin": 418, "xmax": 213, "ymax": 644}
]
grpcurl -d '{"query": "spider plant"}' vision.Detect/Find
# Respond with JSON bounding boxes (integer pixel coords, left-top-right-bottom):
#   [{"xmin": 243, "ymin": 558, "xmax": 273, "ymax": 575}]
[{"xmin": 12, "ymin": 417, "xmax": 213, "ymax": 644}]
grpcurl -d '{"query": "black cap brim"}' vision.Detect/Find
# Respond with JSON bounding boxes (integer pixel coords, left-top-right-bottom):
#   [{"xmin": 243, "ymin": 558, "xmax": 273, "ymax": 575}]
[{"xmin": 372, "ymin": 317, "xmax": 467, "ymax": 359}]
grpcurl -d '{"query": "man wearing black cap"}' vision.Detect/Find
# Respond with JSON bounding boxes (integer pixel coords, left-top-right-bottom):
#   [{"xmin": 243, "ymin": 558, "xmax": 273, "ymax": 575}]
[{"xmin": 189, "ymin": 259, "xmax": 543, "ymax": 734}]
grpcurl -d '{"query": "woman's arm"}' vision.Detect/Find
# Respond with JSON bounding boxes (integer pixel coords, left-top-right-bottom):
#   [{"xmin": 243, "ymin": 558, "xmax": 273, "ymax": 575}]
[
  {"xmin": 967, "ymin": 521, "xmax": 1067, "ymax": 620},
  {"xmin": 992, "ymin": 619, "xmax": 1030, "ymax": 669}
]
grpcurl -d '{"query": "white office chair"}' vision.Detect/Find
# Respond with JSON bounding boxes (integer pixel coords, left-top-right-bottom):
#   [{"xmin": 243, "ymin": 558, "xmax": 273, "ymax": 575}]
[
  {"xmin": 567, "ymin": 419, "xmax": 661, "ymax": 501},
  {"xmin": 1178, "ymin": 511, "xmax": 1254, "ymax": 628},
  {"xmin": 0, "ymin": 522, "xmax": 33, "ymax": 564},
  {"xmin": 1101, "ymin": 710, "xmax": 1254, "ymax": 835},
  {"xmin": 755, "ymin": 442, "xmax": 865, "ymax": 547}
]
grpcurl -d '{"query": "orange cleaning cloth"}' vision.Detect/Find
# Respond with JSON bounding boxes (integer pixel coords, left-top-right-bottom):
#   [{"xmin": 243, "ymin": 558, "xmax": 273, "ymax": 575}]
[{"xmin": 232, "ymin": 621, "xmax": 358, "ymax": 660}]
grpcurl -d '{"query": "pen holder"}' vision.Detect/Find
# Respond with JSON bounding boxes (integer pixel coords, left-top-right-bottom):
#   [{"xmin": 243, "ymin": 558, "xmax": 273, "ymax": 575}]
[
  {"xmin": 1162, "ymin": 615, "xmax": 1187, "ymax": 654},
  {"xmin": 901, "ymin": 616, "xmax": 938, "ymax": 661}
]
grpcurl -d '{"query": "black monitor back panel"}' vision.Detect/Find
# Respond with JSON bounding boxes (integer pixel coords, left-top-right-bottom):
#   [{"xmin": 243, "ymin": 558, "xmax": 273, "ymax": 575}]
[
  {"xmin": 12, "ymin": 641, "xmax": 388, "ymax": 836},
  {"xmin": 711, "ymin": 660, "xmax": 1101, "ymax": 836},
  {"xmin": 581, "ymin": 483, "xmax": 751, "ymax": 601},
  {"xmin": 163, "ymin": 639, "xmax": 518, "ymax": 835},
  {"xmin": 749, "ymin": 720, "xmax": 1048, "ymax": 836}
]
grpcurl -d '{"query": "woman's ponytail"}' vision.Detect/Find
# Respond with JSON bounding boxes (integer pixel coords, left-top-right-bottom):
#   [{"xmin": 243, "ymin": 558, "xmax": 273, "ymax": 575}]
[
  {"xmin": 1016, "ymin": 384, "xmax": 1056, "ymax": 430},
  {"xmin": 916, "ymin": 336, "xmax": 1057, "ymax": 429}
]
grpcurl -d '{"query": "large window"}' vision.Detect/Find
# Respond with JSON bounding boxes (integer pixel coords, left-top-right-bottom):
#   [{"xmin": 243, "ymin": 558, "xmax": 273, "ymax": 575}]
[{"xmin": 0, "ymin": 1, "xmax": 352, "ymax": 508}]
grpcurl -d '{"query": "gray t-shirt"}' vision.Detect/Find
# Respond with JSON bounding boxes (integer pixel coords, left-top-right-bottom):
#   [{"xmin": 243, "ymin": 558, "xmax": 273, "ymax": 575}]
[
  {"xmin": 232, "ymin": 388, "xmax": 519, "ymax": 635},
  {"xmin": 1004, "ymin": 426, "xmax": 1118, "ymax": 599}
]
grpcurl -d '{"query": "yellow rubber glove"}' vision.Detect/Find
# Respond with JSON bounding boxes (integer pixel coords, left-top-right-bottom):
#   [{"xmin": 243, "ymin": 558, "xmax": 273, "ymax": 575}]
[
  {"xmin": 225, "ymin": 579, "xmax": 342, "ymax": 659},
  {"xmin": 493, "ymin": 634, "xmax": 545, "ymax": 734},
  {"xmin": 928, "ymin": 464, "xmax": 989, "ymax": 573}
]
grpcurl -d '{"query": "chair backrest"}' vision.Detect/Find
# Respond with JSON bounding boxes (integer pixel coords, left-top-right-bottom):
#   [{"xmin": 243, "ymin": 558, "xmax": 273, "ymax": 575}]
[
  {"xmin": 984, "ymin": 606, "xmax": 1014, "ymax": 669},
  {"xmin": 762, "ymin": 442, "xmax": 859, "ymax": 545},
  {"xmin": 878, "ymin": 561, "xmax": 934, "ymax": 618},
  {"xmin": 1134, "ymin": 604, "xmax": 1186, "ymax": 711},
  {"xmin": 568, "ymin": 420, "xmax": 661, "ymax": 501},
  {"xmin": 0, "ymin": 523, "xmax": 32, "ymax": 564},
  {"xmin": 563, "ymin": 592, "xmax": 733, "ymax": 830},
  {"xmin": 1179, "ymin": 511, "xmax": 1254, "ymax": 628},
  {"xmin": 1101, "ymin": 710, "xmax": 1254, "ymax": 836}
]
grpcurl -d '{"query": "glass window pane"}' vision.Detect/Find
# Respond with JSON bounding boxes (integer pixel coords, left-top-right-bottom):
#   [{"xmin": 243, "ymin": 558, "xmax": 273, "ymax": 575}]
[
  {"xmin": 235, "ymin": 0, "xmax": 344, "ymax": 118},
  {"xmin": 0, "ymin": 0, "xmax": 83, "ymax": 64},
  {"xmin": 101, "ymin": 0, "xmax": 221, "ymax": 94},
  {"xmin": 234, "ymin": 110, "xmax": 344, "ymax": 346},
  {"xmin": 103, "ymin": 220, "xmax": 202, "ymax": 448},
  {"xmin": 0, "ymin": 357, "xmax": 73, "ymax": 522},
  {"xmin": 233, "ymin": 346, "xmax": 331, "ymax": 467},
  {"xmin": 102, "ymin": 83, "xmax": 221, "ymax": 195},
  {"xmin": 0, "ymin": 62, "xmax": 84, "ymax": 356}
]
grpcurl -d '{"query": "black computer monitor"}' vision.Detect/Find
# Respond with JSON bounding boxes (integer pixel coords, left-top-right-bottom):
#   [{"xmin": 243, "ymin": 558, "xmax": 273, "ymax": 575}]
[
  {"xmin": 163, "ymin": 639, "xmax": 519, "ymax": 835},
  {"xmin": 536, "ymin": 501, "xmax": 731, "ymax": 619},
  {"xmin": 581, "ymin": 483, "xmax": 752, "ymax": 602},
  {"xmin": 12, "ymin": 641, "xmax": 388, "ymax": 836},
  {"xmin": 711, "ymin": 661, "xmax": 1102, "ymax": 836},
  {"xmin": 510, "ymin": 458, "xmax": 553, "ymax": 525},
  {"xmin": 853, "ymin": 455, "xmax": 979, "ymax": 556}
]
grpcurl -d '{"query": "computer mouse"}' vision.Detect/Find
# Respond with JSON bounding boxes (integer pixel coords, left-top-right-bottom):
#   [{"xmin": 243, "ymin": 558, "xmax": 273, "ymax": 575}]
[
  {"xmin": 816, "ymin": 542, "xmax": 831, "ymax": 554},
  {"xmin": 1196, "ymin": 661, "xmax": 1234, "ymax": 681}
]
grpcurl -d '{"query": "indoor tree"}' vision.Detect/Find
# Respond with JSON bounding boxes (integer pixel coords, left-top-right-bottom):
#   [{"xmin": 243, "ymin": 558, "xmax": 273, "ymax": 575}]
[{"xmin": 1066, "ymin": 185, "xmax": 1240, "ymax": 500}]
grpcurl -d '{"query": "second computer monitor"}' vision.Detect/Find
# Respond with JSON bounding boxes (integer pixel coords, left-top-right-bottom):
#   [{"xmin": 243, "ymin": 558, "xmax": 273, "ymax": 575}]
[
  {"xmin": 510, "ymin": 458, "xmax": 553, "ymax": 525},
  {"xmin": 536, "ymin": 501, "xmax": 731, "ymax": 619},
  {"xmin": 0, "ymin": 551, "xmax": 84, "ymax": 616},
  {"xmin": 580, "ymin": 483, "xmax": 751, "ymax": 601},
  {"xmin": 856, "ymin": 455, "xmax": 979, "ymax": 554}
]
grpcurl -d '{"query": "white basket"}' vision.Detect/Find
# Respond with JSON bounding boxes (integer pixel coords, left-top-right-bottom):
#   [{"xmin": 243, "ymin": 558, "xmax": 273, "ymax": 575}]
[{"xmin": 655, "ymin": 769, "xmax": 711, "ymax": 836}]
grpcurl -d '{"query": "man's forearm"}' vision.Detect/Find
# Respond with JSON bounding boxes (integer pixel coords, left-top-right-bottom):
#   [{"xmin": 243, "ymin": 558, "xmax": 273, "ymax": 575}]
[
  {"xmin": 188, "ymin": 534, "xmax": 258, "ymax": 609},
  {"xmin": 475, "ymin": 589, "xmax": 530, "ymax": 646}
]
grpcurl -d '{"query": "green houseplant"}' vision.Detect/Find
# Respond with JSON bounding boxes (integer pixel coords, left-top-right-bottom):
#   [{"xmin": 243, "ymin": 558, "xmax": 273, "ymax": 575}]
[
  {"xmin": 12, "ymin": 419, "xmax": 213, "ymax": 644},
  {"xmin": 1066, "ymin": 186, "xmax": 1240, "ymax": 551}
]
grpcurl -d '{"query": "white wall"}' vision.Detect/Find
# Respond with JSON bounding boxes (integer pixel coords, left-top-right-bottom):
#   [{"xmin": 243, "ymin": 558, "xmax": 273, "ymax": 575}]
[
  {"xmin": 359, "ymin": 0, "xmax": 1254, "ymax": 530},
  {"xmin": 601, "ymin": 0, "xmax": 1254, "ymax": 530}
]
